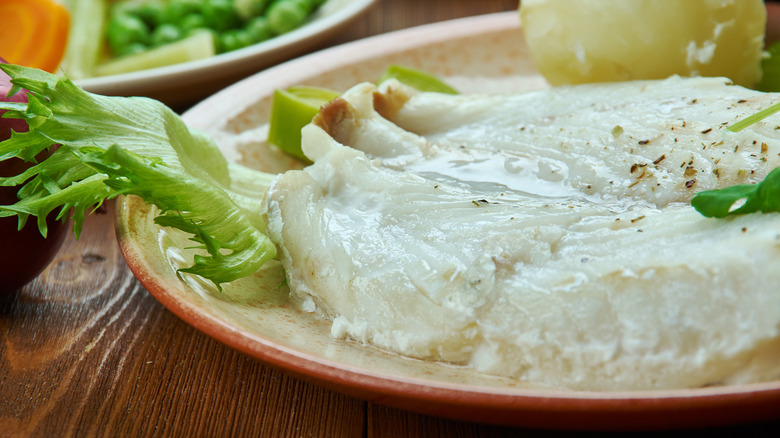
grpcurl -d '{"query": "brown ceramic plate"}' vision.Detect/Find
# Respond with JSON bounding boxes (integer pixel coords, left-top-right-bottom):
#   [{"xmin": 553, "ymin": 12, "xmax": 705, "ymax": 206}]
[{"xmin": 115, "ymin": 12, "xmax": 780, "ymax": 431}]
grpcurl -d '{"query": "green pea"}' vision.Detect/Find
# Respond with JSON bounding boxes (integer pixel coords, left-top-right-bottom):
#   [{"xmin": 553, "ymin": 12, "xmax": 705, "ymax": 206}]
[
  {"xmin": 184, "ymin": 27, "xmax": 218, "ymax": 44},
  {"xmin": 134, "ymin": 2, "xmax": 167, "ymax": 28},
  {"xmin": 266, "ymin": 0, "xmax": 314, "ymax": 35},
  {"xmin": 234, "ymin": 0, "xmax": 272, "ymax": 20},
  {"xmin": 178, "ymin": 13, "xmax": 208, "ymax": 34},
  {"xmin": 219, "ymin": 29, "xmax": 253, "ymax": 53},
  {"xmin": 151, "ymin": 23, "xmax": 183, "ymax": 47},
  {"xmin": 107, "ymin": 13, "xmax": 151, "ymax": 54},
  {"xmin": 117, "ymin": 42, "xmax": 148, "ymax": 58},
  {"xmin": 161, "ymin": 0, "xmax": 201, "ymax": 25},
  {"xmin": 110, "ymin": 2, "xmax": 144, "ymax": 19},
  {"xmin": 245, "ymin": 16, "xmax": 273, "ymax": 43},
  {"xmin": 203, "ymin": 0, "xmax": 242, "ymax": 32}
]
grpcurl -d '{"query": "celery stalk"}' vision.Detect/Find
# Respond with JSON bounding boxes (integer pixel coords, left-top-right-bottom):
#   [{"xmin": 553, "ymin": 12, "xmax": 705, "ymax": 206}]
[
  {"xmin": 60, "ymin": 0, "xmax": 108, "ymax": 79},
  {"xmin": 94, "ymin": 30, "xmax": 215, "ymax": 77}
]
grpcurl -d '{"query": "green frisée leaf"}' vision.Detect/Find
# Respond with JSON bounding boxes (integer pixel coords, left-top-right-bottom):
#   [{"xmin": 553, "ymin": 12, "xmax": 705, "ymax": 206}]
[
  {"xmin": 85, "ymin": 145, "xmax": 277, "ymax": 284},
  {"xmin": 0, "ymin": 64, "xmax": 276, "ymax": 289},
  {"xmin": 691, "ymin": 168, "xmax": 780, "ymax": 218}
]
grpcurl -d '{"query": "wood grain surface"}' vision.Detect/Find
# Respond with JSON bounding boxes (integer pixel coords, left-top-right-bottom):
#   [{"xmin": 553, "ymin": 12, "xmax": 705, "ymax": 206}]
[{"xmin": 2, "ymin": 1, "xmax": 780, "ymax": 437}]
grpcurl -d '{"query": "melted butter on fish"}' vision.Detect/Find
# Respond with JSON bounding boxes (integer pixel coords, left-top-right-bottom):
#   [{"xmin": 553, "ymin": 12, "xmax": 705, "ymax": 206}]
[{"xmin": 264, "ymin": 78, "xmax": 780, "ymax": 391}]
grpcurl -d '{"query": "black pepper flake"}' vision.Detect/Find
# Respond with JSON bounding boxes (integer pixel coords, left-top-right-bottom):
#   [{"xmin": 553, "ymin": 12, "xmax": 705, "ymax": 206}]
[
  {"xmin": 638, "ymin": 139, "xmax": 650, "ymax": 145},
  {"xmin": 742, "ymin": 227, "xmax": 748, "ymax": 232},
  {"xmin": 630, "ymin": 163, "xmax": 648, "ymax": 173},
  {"xmin": 701, "ymin": 128, "xmax": 712, "ymax": 134},
  {"xmin": 653, "ymin": 154, "xmax": 666, "ymax": 165},
  {"xmin": 685, "ymin": 180, "xmax": 696, "ymax": 188},
  {"xmin": 738, "ymin": 99, "xmax": 747, "ymax": 103}
]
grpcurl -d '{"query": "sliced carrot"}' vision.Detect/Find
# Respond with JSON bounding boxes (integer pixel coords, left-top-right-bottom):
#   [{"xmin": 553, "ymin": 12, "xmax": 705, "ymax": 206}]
[{"xmin": 0, "ymin": 0, "xmax": 71, "ymax": 73}]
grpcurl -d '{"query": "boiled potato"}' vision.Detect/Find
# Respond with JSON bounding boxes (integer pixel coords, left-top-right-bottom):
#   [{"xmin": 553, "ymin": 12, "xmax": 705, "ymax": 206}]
[{"xmin": 520, "ymin": 0, "xmax": 766, "ymax": 87}]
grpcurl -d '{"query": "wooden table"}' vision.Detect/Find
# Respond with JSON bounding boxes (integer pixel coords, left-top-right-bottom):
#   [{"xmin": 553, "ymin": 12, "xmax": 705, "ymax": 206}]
[{"xmin": 2, "ymin": 1, "xmax": 780, "ymax": 436}]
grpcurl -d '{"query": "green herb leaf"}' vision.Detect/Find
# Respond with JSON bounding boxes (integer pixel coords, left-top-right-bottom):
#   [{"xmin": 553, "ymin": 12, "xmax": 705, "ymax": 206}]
[
  {"xmin": 726, "ymin": 101, "xmax": 780, "ymax": 133},
  {"xmin": 691, "ymin": 167, "xmax": 780, "ymax": 218},
  {"xmin": 757, "ymin": 41, "xmax": 780, "ymax": 93}
]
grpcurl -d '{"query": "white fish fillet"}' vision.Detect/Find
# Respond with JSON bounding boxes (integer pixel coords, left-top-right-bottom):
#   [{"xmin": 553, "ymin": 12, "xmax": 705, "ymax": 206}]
[{"xmin": 264, "ymin": 77, "xmax": 780, "ymax": 391}]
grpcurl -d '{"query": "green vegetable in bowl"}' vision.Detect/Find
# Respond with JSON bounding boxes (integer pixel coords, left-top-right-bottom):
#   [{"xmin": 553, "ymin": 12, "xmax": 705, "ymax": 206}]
[
  {"xmin": 107, "ymin": 13, "xmax": 152, "ymax": 55},
  {"xmin": 95, "ymin": 30, "xmax": 216, "ymax": 76},
  {"xmin": 266, "ymin": 0, "xmax": 324, "ymax": 34},
  {"xmin": 235, "ymin": 0, "xmax": 271, "ymax": 20},
  {"xmin": 202, "ymin": 0, "xmax": 242, "ymax": 32},
  {"xmin": 101, "ymin": 0, "xmax": 327, "ymax": 72},
  {"xmin": 60, "ymin": 0, "xmax": 107, "ymax": 79}
]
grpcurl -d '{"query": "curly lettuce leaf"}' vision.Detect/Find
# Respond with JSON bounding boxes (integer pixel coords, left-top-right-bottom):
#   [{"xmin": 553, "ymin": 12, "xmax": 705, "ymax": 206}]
[{"xmin": 0, "ymin": 64, "xmax": 276, "ymax": 289}]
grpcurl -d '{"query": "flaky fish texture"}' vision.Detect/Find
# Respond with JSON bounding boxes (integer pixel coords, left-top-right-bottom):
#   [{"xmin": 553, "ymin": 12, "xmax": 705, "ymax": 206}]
[{"xmin": 264, "ymin": 77, "xmax": 780, "ymax": 391}]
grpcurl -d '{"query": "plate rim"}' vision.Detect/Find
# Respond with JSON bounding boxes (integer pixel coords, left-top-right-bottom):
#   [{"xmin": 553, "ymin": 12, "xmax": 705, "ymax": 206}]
[{"xmin": 117, "ymin": 11, "xmax": 780, "ymax": 430}]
